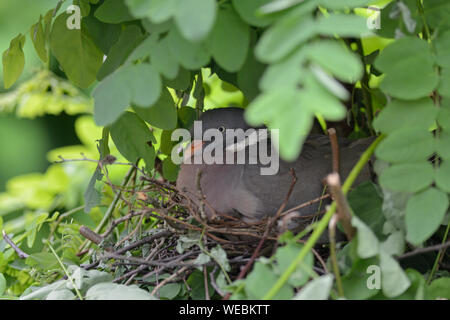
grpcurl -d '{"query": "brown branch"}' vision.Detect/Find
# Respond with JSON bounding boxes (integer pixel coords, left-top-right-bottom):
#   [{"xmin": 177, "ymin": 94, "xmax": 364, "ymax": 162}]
[
  {"xmin": 328, "ymin": 128, "xmax": 340, "ymax": 174},
  {"xmin": 115, "ymin": 230, "xmax": 172, "ymax": 255},
  {"xmin": 326, "ymin": 173, "xmax": 356, "ymax": 240},
  {"xmin": 79, "ymin": 226, "xmax": 103, "ymax": 246},
  {"xmin": 2, "ymin": 230, "xmax": 29, "ymax": 259},
  {"xmin": 397, "ymin": 240, "xmax": 450, "ymax": 260},
  {"xmin": 150, "ymin": 266, "xmax": 189, "ymax": 297}
]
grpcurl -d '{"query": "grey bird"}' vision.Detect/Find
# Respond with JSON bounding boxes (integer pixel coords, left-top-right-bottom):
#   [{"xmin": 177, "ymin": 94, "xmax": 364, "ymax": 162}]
[{"xmin": 176, "ymin": 107, "xmax": 374, "ymax": 225}]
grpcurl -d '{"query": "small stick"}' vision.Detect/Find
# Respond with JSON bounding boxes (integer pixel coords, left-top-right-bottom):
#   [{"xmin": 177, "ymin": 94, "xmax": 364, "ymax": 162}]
[
  {"xmin": 2, "ymin": 230, "xmax": 29, "ymax": 259},
  {"xmin": 326, "ymin": 173, "xmax": 356, "ymax": 240},
  {"xmin": 398, "ymin": 240, "xmax": 450, "ymax": 260},
  {"xmin": 328, "ymin": 128, "xmax": 340, "ymax": 174},
  {"xmin": 79, "ymin": 226, "xmax": 103, "ymax": 246},
  {"xmin": 151, "ymin": 266, "xmax": 189, "ymax": 297}
]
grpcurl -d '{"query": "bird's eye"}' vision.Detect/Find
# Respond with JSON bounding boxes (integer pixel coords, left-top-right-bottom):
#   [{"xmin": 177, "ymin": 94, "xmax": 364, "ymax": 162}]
[{"xmin": 218, "ymin": 126, "xmax": 225, "ymax": 132}]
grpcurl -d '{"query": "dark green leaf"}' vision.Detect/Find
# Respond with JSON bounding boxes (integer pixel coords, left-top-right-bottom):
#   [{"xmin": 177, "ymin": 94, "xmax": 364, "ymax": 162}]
[
  {"xmin": 30, "ymin": 16, "xmax": 48, "ymax": 63},
  {"xmin": 126, "ymin": 0, "xmax": 176, "ymax": 24},
  {"xmin": 110, "ymin": 112, "xmax": 156, "ymax": 169},
  {"xmin": 245, "ymin": 262, "xmax": 293, "ymax": 299},
  {"xmin": 2, "ymin": 33, "xmax": 26, "ymax": 89},
  {"xmin": 97, "ymin": 25, "xmax": 145, "ymax": 81},
  {"xmin": 211, "ymin": 5, "xmax": 250, "ymax": 72},
  {"xmin": 94, "ymin": 0, "xmax": 135, "ymax": 23},
  {"xmin": 50, "ymin": 13, "xmax": 103, "ymax": 88},
  {"xmin": 133, "ymin": 88, "xmax": 177, "ymax": 130}
]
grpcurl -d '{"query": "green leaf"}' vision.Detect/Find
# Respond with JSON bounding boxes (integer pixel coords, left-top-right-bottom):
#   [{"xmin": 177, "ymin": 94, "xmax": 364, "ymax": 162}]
[
  {"xmin": 2, "ymin": 33, "xmax": 26, "ymax": 89},
  {"xmin": 245, "ymin": 262, "xmax": 293, "ymax": 299},
  {"xmin": 94, "ymin": 0, "xmax": 135, "ymax": 23},
  {"xmin": 232, "ymin": 0, "xmax": 274, "ymax": 27},
  {"xmin": 93, "ymin": 63, "xmax": 161, "ymax": 126},
  {"xmin": 84, "ymin": 167, "xmax": 103, "ymax": 213},
  {"xmin": 46, "ymin": 289, "xmax": 76, "ymax": 300},
  {"xmin": 437, "ymin": 129, "xmax": 450, "ymax": 159},
  {"xmin": 374, "ymin": 37, "xmax": 438, "ymax": 100},
  {"xmin": 25, "ymin": 252, "xmax": 59, "ymax": 269},
  {"xmin": 427, "ymin": 277, "xmax": 450, "ymax": 300},
  {"xmin": 373, "ymin": 98, "xmax": 438, "ymax": 134},
  {"xmin": 126, "ymin": 0, "xmax": 177, "ymax": 24},
  {"xmin": 150, "ymin": 37, "xmax": 179, "ymax": 79},
  {"xmin": 245, "ymin": 88, "xmax": 314, "ymax": 161},
  {"xmin": 133, "ymin": 87, "xmax": 177, "ymax": 130},
  {"xmin": 97, "ymin": 25, "xmax": 145, "ymax": 80},
  {"xmin": 352, "ymin": 216, "xmax": 380, "ymax": 259},
  {"xmin": 341, "ymin": 257, "xmax": 380, "ymax": 300},
  {"xmin": 436, "ymin": 160, "xmax": 450, "ymax": 193},
  {"xmin": 379, "ymin": 162, "xmax": 434, "ymax": 193},
  {"xmin": 437, "ymin": 103, "xmax": 450, "ymax": 130},
  {"xmin": 82, "ymin": 17, "xmax": 121, "ymax": 55},
  {"xmin": 317, "ymin": 0, "xmax": 373, "ymax": 9},
  {"xmin": 435, "ymin": 31, "xmax": 450, "ymax": 68},
  {"xmin": 162, "ymin": 157, "xmax": 180, "ymax": 182},
  {"xmin": 379, "ymin": 250, "xmax": 411, "ymax": 298},
  {"xmin": 211, "ymin": 5, "xmax": 250, "ymax": 72},
  {"xmin": 30, "ymin": 16, "xmax": 48, "ymax": 63},
  {"xmin": 348, "ymin": 182, "xmax": 385, "ymax": 239},
  {"xmin": 237, "ymin": 31, "xmax": 266, "ymax": 101},
  {"xmin": 438, "ymin": 67, "xmax": 450, "ymax": 98},
  {"xmin": 159, "ymin": 283, "xmax": 181, "ymax": 299},
  {"xmin": 174, "ymin": 0, "xmax": 217, "ymax": 42},
  {"xmin": 86, "ymin": 283, "xmax": 155, "ymax": 300},
  {"xmin": 110, "ymin": 112, "xmax": 156, "ymax": 169},
  {"xmin": 405, "ymin": 187, "xmax": 449, "ymax": 245},
  {"xmin": 167, "ymin": 25, "xmax": 210, "ymax": 70},
  {"xmin": 300, "ymin": 73, "xmax": 347, "ymax": 121},
  {"xmin": 0, "ymin": 273, "xmax": 6, "ymax": 296},
  {"xmin": 255, "ymin": 5, "xmax": 315, "ymax": 63},
  {"xmin": 375, "ymin": 128, "xmax": 435, "ymax": 163},
  {"xmin": 259, "ymin": 48, "xmax": 306, "ymax": 91},
  {"xmin": 276, "ymin": 243, "xmax": 313, "ymax": 287},
  {"xmin": 164, "ymin": 67, "xmax": 191, "ymax": 90},
  {"xmin": 293, "ymin": 274, "xmax": 334, "ymax": 300},
  {"xmin": 305, "ymin": 40, "xmax": 362, "ymax": 83},
  {"xmin": 186, "ymin": 270, "xmax": 215, "ymax": 299},
  {"xmin": 50, "ymin": 13, "xmax": 103, "ymax": 88},
  {"xmin": 316, "ymin": 14, "xmax": 369, "ymax": 37}
]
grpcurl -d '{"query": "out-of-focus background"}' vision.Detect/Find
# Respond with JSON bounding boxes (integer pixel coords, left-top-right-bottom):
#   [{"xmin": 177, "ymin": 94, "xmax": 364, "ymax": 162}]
[{"xmin": 0, "ymin": 0, "xmax": 80, "ymax": 190}]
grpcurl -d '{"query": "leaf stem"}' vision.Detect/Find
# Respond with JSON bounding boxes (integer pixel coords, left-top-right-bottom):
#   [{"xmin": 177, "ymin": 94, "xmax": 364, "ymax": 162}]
[{"xmin": 46, "ymin": 240, "xmax": 83, "ymax": 300}]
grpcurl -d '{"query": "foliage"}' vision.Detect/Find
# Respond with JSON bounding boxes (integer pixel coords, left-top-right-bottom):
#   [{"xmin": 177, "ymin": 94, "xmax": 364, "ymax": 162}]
[{"xmin": 0, "ymin": 0, "xmax": 449, "ymax": 300}]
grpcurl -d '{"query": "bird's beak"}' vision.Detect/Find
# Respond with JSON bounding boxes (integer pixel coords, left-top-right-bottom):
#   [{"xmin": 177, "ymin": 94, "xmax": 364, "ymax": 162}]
[{"xmin": 183, "ymin": 140, "xmax": 205, "ymax": 162}]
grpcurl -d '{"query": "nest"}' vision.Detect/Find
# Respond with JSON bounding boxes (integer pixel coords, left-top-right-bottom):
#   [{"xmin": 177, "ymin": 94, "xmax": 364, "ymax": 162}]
[{"xmin": 77, "ymin": 165, "xmax": 331, "ymax": 297}]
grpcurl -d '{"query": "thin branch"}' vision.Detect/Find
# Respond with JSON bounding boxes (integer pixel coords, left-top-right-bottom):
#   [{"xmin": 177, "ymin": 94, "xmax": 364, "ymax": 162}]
[
  {"xmin": 2, "ymin": 230, "xmax": 29, "ymax": 259},
  {"xmin": 326, "ymin": 173, "xmax": 356, "ymax": 240},
  {"xmin": 151, "ymin": 266, "xmax": 189, "ymax": 297},
  {"xmin": 327, "ymin": 128, "xmax": 340, "ymax": 174},
  {"xmin": 398, "ymin": 240, "xmax": 450, "ymax": 260}
]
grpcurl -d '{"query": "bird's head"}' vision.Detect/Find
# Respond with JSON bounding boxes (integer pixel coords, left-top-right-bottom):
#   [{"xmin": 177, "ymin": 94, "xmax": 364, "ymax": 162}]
[{"xmin": 183, "ymin": 107, "xmax": 262, "ymax": 163}]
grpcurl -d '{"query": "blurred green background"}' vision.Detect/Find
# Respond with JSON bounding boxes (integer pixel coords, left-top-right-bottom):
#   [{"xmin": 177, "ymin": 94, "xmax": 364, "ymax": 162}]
[{"xmin": 0, "ymin": 0, "xmax": 80, "ymax": 191}]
